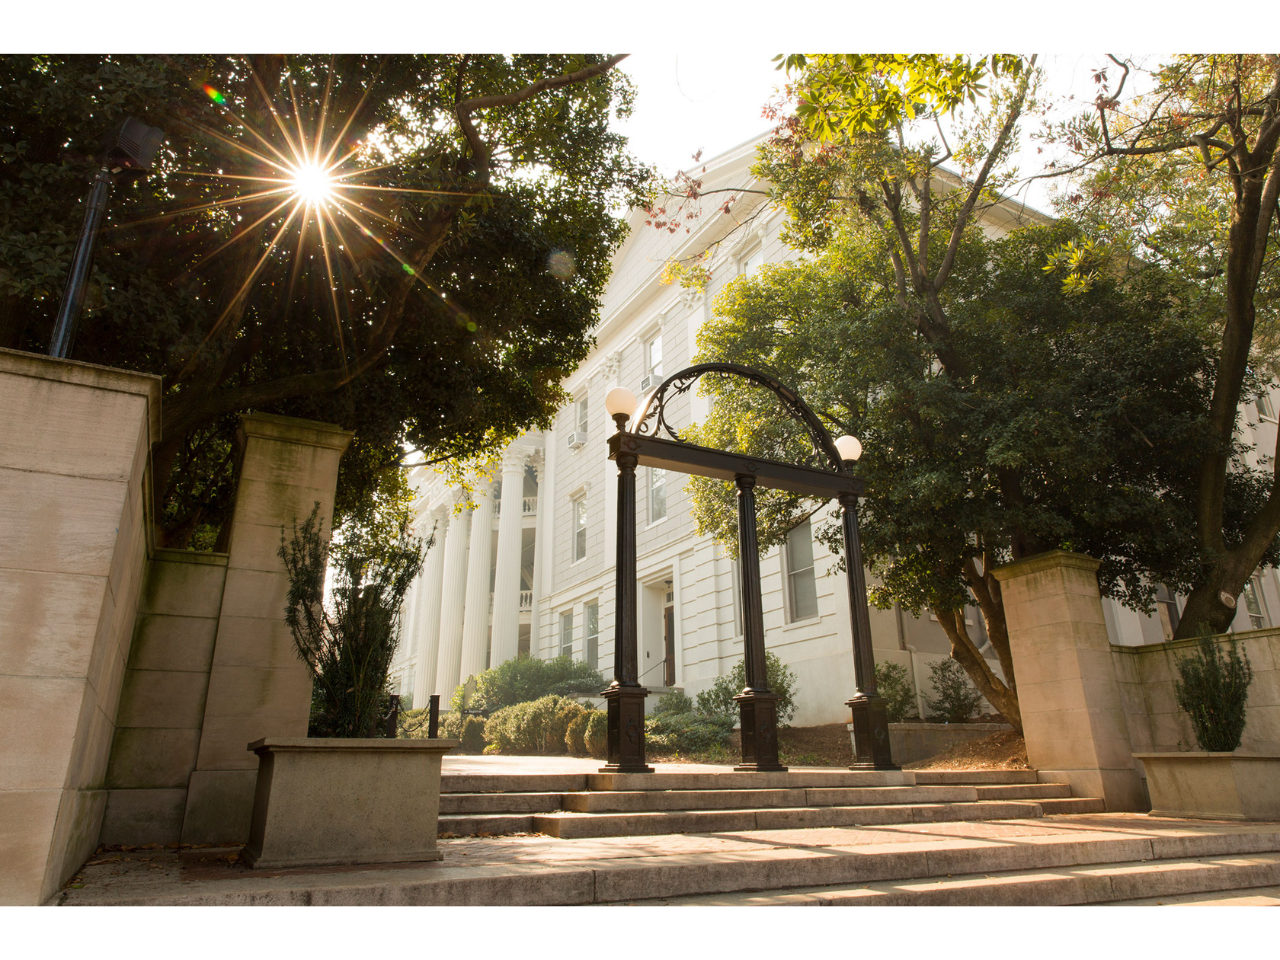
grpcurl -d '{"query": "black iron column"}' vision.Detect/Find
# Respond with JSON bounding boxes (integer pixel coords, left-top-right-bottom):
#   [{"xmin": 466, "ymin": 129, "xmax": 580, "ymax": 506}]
[
  {"xmin": 600, "ymin": 446, "xmax": 652, "ymax": 773},
  {"xmin": 839, "ymin": 491, "xmax": 897, "ymax": 769},
  {"xmin": 732, "ymin": 474, "xmax": 785, "ymax": 772},
  {"xmin": 49, "ymin": 167, "xmax": 113, "ymax": 359}
]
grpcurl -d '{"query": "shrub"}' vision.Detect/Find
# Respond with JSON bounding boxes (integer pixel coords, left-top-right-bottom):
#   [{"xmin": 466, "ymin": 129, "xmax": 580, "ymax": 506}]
[
  {"xmin": 645, "ymin": 711, "xmax": 735, "ymax": 754},
  {"xmin": 584, "ymin": 710, "xmax": 608, "ymax": 758},
  {"xmin": 1174, "ymin": 635, "xmax": 1254, "ymax": 751},
  {"xmin": 923, "ymin": 658, "xmax": 982, "ymax": 723},
  {"xmin": 695, "ymin": 651, "xmax": 799, "ymax": 726},
  {"xmin": 454, "ymin": 654, "xmax": 606, "ymax": 714},
  {"xmin": 566, "ymin": 709, "xmax": 591, "ymax": 755},
  {"xmin": 439, "ymin": 711, "xmax": 486, "ymax": 753},
  {"xmin": 558, "ymin": 699, "xmax": 589, "ymax": 754},
  {"xmin": 654, "ymin": 690, "xmax": 694, "ymax": 716},
  {"xmin": 875, "ymin": 661, "xmax": 918, "ymax": 723},
  {"xmin": 484, "ymin": 694, "xmax": 580, "ymax": 754}
]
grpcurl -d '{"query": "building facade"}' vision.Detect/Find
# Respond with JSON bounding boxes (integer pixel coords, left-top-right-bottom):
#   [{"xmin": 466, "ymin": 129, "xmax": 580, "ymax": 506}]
[{"xmin": 390, "ymin": 134, "xmax": 1280, "ymax": 727}]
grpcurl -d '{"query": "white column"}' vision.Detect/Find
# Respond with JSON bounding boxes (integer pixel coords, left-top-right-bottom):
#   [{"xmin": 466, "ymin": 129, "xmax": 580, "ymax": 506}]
[
  {"xmin": 528, "ymin": 452, "xmax": 545, "ymax": 660},
  {"xmin": 490, "ymin": 452, "xmax": 528, "ymax": 666},
  {"xmin": 412, "ymin": 506, "xmax": 449, "ymax": 707},
  {"xmin": 434, "ymin": 495, "xmax": 471, "ymax": 697},
  {"xmin": 459, "ymin": 483, "xmax": 495, "ymax": 682},
  {"xmin": 538, "ymin": 432, "xmax": 558, "ymax": 657}
]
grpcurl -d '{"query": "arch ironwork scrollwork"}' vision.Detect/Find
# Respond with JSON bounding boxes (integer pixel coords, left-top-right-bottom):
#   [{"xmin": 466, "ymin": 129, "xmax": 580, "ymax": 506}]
[{"xmin": 631, "ymin": 362, "xmax": 846, "ymax": 474}]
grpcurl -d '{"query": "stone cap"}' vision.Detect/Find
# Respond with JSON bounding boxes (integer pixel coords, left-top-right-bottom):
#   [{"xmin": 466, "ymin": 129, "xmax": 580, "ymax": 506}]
[
  {"xmin": 239, "ymin": 412, "xmax": 354, "ymax": 452},
  {"xmin": 249, "ymin": 737, "xmax": 460, "ymax": 753},
  {"xmin": 991, "ymin": 549, "xmax": 1101, "ymax": 582},
  {"xmin": 152, "ymin": 547, "xmax": 229, "ymax": 566},
  {"xmin": 0, "ymin": 346, "xmax": 163, "ymax": 444},
  {"xmin": 1133, "ymin": 752, "xmax": 1280, "ymax": 761}
]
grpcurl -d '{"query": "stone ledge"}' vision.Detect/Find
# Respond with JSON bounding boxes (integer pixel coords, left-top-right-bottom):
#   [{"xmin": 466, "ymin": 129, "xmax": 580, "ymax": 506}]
[
  {"xmin": 150, "ymin": 549, "xmax": 229, "ymax": 567},
  {"xmin": 248, "ymin": 737, "xmax": 460, "ymax": 753},
  {"xmin": 991, "ymin": 550, "xmax": 1101, "ymax": 581},
  {"xmin": 239, "ymin": 413, "xmax": 353, "ymax": 451}
]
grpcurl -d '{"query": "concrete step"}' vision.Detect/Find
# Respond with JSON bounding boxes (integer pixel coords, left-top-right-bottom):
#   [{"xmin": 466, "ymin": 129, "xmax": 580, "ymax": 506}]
[
  {"xmin": 561, "ymin": 784, "xmax": 1013, "ymax": 814},
  {"xmin": 1038, "ymin": 797, "xmax": 1107, "ymax": 815},
  {"xmin": 439, "ymin": 792, "xmax": 563, "ymax": 814},
  {"xmin": 910, "ymin": 770, "xmax": 1039, "ymax": 784},
  {"xmin": 533, "ymin": 800, "xmax": 1047, "ymax": 839},
  {"xmin": 437, "ymin": 814, "xmax": 534, "ymax": 836},
  {"xmin": 63, "ymin": 818, "xmax": 1280, "ymax": 906},
  {"xmin": 588, "ymin": 770, "xmax": 909, "ymax": 791},
  {"xmin": 623, "ymin": 852, "xmax": 1280, "ymax": 906},
  {"xmin": 974, "ymin": 783, "xmax": 1071, "ymax": 800},
  {"xmin": 441, "ymin": 774, "xmax": 587, "ymax": 794}
]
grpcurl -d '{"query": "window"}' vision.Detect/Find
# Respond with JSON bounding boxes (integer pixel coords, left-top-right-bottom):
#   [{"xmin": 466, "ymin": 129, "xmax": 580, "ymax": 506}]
[
  {"xmin": 650, "ymin": 468, "xmax": 667, "ymax": 522},
  {"xmin": 560, "ymin": 610, "xmax": 574, "ymax": 659},
  {"xmin": 572, "ymin": 497, "xmax": 588, "ymax": 562},
  {"xmin": 645, "ymin": 334, "xmax": 663, "ymax": 381},
  {"xmin": 741, "ymin": 245, "xmax": 765, "ymax": 276},
  {"xmin": 1155, "ymin": 584, "xmax": 1180, "ymax": 641},
  {"xmin": 576, "ymin": 394, "xmax": 589, "ymax": 435},
  {"xmin": 785, "ymin": 519, "xmax": 818, "ymax": 621},
  {"xmin": 584, "ymin": 601, "xmax": 599, "ymax": 669},
  {"xmin": 1243, "ymin": 576, "xmax": 1269, "ymax": 630}
]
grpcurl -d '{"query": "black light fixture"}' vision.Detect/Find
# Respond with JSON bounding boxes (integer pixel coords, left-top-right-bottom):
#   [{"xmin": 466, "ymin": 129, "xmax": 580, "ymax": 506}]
[{"xmin": 48, "ymin": 117, "xmax": 165, "ymax": 359}]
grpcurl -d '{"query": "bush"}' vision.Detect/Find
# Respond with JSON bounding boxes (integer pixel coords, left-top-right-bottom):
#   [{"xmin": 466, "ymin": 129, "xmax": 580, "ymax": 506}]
[
  {"xmin": 566, "ymin": 709, "xmax": 591, "ymax": 755},
  {"xmin": 454, "ymin": 654, "xmax": 606, "ymax": 713},
  {"xmin": 654, "ymin": 690, "xmax": 694, "ymax": 716},
  {"xmin": 484, "ymin": 694, "xmax": 581, "ymax": 754},
  {"xmin": 1174, "ymin": 635, "xmax": 1254, "ymax": 751},
  {"xmin": 923, "ymin": 658, "xmax": 982, "ymax": 723},
  {"xmin": 875, "ymin": 661, "xmax": 918, "ymax": 723},
  {"xmin": 645, "ymin": 711, "xmax": 735, "ymax": 754},
  {"xmin": 439, "ymin": 711, "xmax": 486, "ymax": 753},
  {"xmin": 695, "ymin": 651, "xmax": 798, "ymax": 726},
  {"xmin": 584, "ymin": 710, "xmax": 608, "ymax": 758}
]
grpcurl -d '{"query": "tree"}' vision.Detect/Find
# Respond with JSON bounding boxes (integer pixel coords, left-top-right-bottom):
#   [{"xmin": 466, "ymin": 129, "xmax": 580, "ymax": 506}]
[
  {"xmin": 279, "ymin": 500, "xmax": 426, "ymax": 738},
  {"xmin": 1042, "ymin": 55, "xmax": 1280, "ymax": 637},
  {"xmin": 688, "ymin": 214, "xmax": 1254, "ymax": 734},
  {"xmin": 1, "ymin": 55, "xmax": 649, "ymax": 545}
]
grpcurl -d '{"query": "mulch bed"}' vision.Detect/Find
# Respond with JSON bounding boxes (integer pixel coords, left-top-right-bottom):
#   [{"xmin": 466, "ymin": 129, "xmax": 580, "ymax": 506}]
[{"xmin": 903, "ymin": 729, "xmax": 1030, "ymax": 770}]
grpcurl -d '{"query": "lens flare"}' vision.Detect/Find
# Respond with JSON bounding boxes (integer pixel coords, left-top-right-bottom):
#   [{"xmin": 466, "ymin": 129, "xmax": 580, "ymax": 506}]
[
  {"xmin": 203, "ymin": 84, "xmax": 226, "ymax": 105},
  {"xmin": 290, "ymin": 163, "xmax": 334, "ymax": 206}
]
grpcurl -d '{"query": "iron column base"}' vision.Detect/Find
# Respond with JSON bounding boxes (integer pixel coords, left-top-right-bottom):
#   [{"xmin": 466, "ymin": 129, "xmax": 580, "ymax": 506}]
[
  {"xmin": 599, "ymin": 684, "xmax": 653, "ymax": 773},
  {"xmin": 733, "ymin": 690, "xmax": 787, "ymax": 773},
  {"xmin": 846, "ymin": 694, "xmax": 898, "ymax": 769}
]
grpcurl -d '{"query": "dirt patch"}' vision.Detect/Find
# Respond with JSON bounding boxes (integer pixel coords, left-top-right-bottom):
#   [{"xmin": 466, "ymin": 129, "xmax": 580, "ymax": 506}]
[{"xmin": 903, "ymin": 729, "xmax": 1030, "ymax": 770}]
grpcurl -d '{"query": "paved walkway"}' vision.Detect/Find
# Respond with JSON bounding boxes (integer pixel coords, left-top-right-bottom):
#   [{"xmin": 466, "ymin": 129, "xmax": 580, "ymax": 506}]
[{"xmin": 57, "ymin": 814, "xmax": 1280, "ymax": 906}]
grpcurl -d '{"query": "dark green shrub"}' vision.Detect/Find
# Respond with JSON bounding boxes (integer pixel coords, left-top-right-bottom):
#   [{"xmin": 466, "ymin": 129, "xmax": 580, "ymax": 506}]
[
  {"xmin": 438, "ymin": 711, "xmax": 486, "ymax": 753},
  {"xmin": 875, "ymin": 661, "xmax": 918, "ymax": 723},
  {"xmin": 454, "ymin": 654, "xmax": 606, "ymax": 713},
  {"xmin": 923, "ymin": 658, "xmax": 982, "ymax": 722},
  {"xmin": 584, "ymin": 710, "xmax": 608, "ymax": 758},
  {"xmin": 694, "ymin": 651, "xmax": 799, "ymax": 726},
  {"xmin": 654, "ymin": 690, "xmax": 694, "ymax": 715},
  {"xmin": 1174, "ymin": 635, "xmax": 1254, "ymax": 751},
  {"xmin": 566, "ymin": 708, "xmax": 591, "ymax": 754},
  {"xmin": 484, "ymin": 694, "xmax": 580, "ymax": 754},
  {"xmin": 645, "ymin": 711, "xmax": 735, "ymax": 754}
]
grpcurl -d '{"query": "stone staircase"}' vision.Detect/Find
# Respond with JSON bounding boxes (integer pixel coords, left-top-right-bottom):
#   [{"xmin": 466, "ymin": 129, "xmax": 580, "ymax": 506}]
[{"xmin": 438, "ymin": 768, "xmax": 1105, "ymax": 839}]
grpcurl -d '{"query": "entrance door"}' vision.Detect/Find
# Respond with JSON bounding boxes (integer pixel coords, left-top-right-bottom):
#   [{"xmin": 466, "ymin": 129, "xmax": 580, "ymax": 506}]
[{"xmin": 663, "ymin": 603, "xmax": 675, "ymax": 687}]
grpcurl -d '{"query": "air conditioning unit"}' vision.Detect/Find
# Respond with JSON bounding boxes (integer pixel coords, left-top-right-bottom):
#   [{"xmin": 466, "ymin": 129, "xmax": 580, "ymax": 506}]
[
  {"xmin": 567, "ymin": 431, "xmax": 586, "ymax": 449},
  {"xmin": 639, "ymin": 374, "xmax": 654, "ymax": 392}
]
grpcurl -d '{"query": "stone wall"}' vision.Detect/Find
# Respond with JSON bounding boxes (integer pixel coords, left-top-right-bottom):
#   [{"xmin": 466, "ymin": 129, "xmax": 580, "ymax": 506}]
[
  {"xmin": 0, "ymin": 349, "xmax": 161, "ymax": 905},
  {"xmin": 1113, "ymin": 629, "xmax": 1280, "ymax": 759}
]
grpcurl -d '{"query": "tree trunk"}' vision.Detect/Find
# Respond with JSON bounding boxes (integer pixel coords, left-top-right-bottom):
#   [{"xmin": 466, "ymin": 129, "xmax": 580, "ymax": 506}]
[{"xmin": 935, "ymin": 606, "xmax": 1022, "ymax": 735}]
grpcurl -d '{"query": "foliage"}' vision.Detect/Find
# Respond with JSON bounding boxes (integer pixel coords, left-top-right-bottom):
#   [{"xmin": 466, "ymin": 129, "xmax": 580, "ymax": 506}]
[
  {"xmin": 653, "ymin": 689, "xmax": 694, "ymax": 716},
  {"xmin": 279, "ymin": 503, "xmax": 426, "ymax": 737},
  {"xmin": 694, "ymin": 651, "xmax": 798, "ymax": 727},
  {"xmin": 566, "ymin": 709, "xmax": 591, "ymax": 755},
  {"xmin": 644, "ymin": 711, "xmax": 735, "ymax": 755},
  {"xmin": 584, "ymin": 709, "xmax": 608, "ymax": 759},
  {"xmin": 437, "ymin": 711, "xmax": 487, "ymax": 753},
  {"xmin": 1039, "ymin": 55, "xmax": 1280, "ymax": 637},
  {"xmin": 452, "ymin": 654, "xmax": 606, "ymax": 714},
  {"xmin": 483, "ymin": 694, "xmax": 584, "ymax": 755},
  {"xmin": 922, "ymin": 659, "xmax": 983, "ymax": 723},
  {"xmin": 875, "ymin": 661, "xmax": 918, "ymax": 723},
  {"xmin": 1174, "ymin": 636, "xmax": 1254, "ymax": 752},
  {"xmin": 0, "ymin": 55, "xmax": 650, "ymax": 547}
]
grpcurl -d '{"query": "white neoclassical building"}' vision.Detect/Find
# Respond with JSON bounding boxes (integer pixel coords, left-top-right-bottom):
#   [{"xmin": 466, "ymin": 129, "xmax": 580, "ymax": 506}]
[{"xmin": 390, "ymin": 132, "xmax": 1280, "ymax": 726}]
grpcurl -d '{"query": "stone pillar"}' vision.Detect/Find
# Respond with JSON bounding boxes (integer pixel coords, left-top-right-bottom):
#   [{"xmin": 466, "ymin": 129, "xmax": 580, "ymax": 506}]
[
  {"xmin": 181, "ymin": 414, "xmax": 352, "ymax": 844},
  {"xmin": 458, "ymin": 485, "xmax": 495, "ymax": 683},
  {"xmin": 527, "ymin": 453, "xmax": 545, "ymax": 658},
  {"xmin": 434, "ymin": 497, "xmax": 471, "ymax": 697},
  {"xmin": 0, "ymin": 349, "xmax": 160, "ymax": 905},
  {"xmin": 411, "ymin": 507, "xmax": 448, "ymax": 709},
  {"xmin": 992, "ymin": 550, "xmax": 1145, "ymax": 811},
  {"xmin": 490, "ymin": 453, "xmax": 527, "ymax": 666}
]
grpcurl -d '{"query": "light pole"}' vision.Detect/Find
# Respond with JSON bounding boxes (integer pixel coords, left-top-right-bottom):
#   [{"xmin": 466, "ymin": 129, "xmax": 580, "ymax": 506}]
[{"xmin": 48, "ymin": 117, "xmax": 165, "ymax": 359}]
